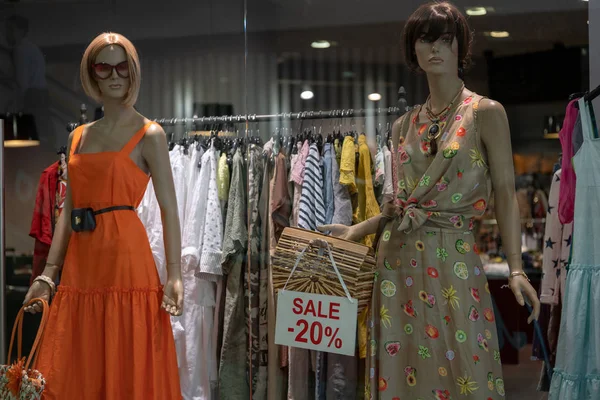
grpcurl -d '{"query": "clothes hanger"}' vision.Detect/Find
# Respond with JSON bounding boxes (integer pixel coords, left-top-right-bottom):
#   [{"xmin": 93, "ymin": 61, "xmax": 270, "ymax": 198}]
[
  {"xmin": 166, "ymin": 121, "xmax": 177, "ymax": 151},
  {"xmin": 385, "ymin": 122, "xmax": 392, "ymax": 147}
]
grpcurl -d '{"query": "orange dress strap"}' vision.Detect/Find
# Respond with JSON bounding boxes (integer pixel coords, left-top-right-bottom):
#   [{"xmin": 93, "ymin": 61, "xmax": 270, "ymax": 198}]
[
  {"xmin": 69, "ymin": 125, "xmax": 86, "ymax": 158},
  {"xmin": 121, "ymin": 122, "xmax": 156, "ymax": 155}
]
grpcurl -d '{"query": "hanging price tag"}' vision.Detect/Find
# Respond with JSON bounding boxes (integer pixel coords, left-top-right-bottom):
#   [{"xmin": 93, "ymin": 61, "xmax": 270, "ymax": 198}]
[{"xmin": 275, "ymin": 290, "xmax": 357, "ymax": 356}]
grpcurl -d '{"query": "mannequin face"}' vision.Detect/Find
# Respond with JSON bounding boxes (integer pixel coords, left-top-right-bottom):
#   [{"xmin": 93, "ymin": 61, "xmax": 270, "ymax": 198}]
[
  {"xmin": 414, "ymin": 29, "xmax": 459, "ymax": 76},
  {"xmin": 93, "ymin": 45, "xmax": 130, "ymax": 102}
]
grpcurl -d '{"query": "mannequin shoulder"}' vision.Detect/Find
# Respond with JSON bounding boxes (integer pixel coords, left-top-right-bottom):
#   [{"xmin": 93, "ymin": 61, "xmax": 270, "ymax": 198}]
[
  {"xmin": 477, "ymin": 98, "xmax": 510, "ymax": 144},
  {"xmin": 67, "ymin": 122, "xmax": 95, "ymax": 149},
  {"xmin": 477, "ymin": 98, "xmax": 508, "ymax": 120},
  {"xmin": 140, "ymin": 120, "xmax": 170, "ymax": 164},
  {"xmin": 143, "ymin": 121, "xmax": 167, "ymax": 144}
]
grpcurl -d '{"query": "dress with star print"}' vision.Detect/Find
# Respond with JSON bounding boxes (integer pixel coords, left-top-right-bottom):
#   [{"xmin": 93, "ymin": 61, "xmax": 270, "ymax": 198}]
[
  {"xmin": 367, "ymin": 94, "xmax": 505, "ymax": 400},
  {"xmin": 540, "ymin": 169, "xmax": 572, "ymax": 306}
]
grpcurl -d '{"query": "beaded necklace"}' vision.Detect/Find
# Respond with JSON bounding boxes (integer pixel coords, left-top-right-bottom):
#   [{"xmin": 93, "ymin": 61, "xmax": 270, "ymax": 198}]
[{"xmin": 420, "ymin": 83, "xmax": 465, "ymax": 156}]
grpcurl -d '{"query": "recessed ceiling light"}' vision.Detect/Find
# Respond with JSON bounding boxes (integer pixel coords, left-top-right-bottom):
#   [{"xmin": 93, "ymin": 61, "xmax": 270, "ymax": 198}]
[
  {"xmin": 311, "ymin": 40, "xmax": 331, "ymax": 49},
  {"xmin": 466, "ymin": 7, "xmax": 487, "ymax": 16},
  {"xmin": 368, "ymin": 93, "xmax": 382, "ymax": 102},
  {"xmin": 484, "ymin": 31, "xmax": 510, "ymax": 38},
  {"xmin": 301, "ymin": 90, "xmax": 314, "ymax": 100}
]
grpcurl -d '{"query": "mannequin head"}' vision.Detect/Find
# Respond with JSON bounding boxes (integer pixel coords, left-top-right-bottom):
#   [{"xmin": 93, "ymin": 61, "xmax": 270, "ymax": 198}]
[
  {"xmin": 5, "ymin": 15, "xmax": 28, "ymax": 47},
  {"xmin": 402, "ymin": 2, "xmax": 472, "ymax": 78},
  {"xmin": 80, "ymin": 32, "xmax": 140, "ymax": 107}
]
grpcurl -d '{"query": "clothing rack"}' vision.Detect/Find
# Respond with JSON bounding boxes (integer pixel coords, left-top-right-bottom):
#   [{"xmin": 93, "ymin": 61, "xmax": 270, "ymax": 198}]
[
  {"xmin": 67, "ymin": 86, "xmax": 412, "ymax": 131},
  {"xmin": 571, "ymin": 84, "xmax": 600, "ymax": 110},
  {"xmin": 584, "ymin": 83, "xmax": 600, "ymax": 102},
  {"xmin": 154, "ymin": 86, "xmax": 410, "ymax": 127}
]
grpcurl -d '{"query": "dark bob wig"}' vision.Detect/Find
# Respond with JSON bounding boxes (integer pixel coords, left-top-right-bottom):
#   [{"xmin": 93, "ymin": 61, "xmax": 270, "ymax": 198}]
[{"xmin": 402, "ymin": 1, "xmax": 473, "ymax": 74}]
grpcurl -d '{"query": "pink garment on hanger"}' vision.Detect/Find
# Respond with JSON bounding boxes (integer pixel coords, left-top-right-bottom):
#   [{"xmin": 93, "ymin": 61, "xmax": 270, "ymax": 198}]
[
  {"xmin": 290, "ymin": 140, "xmax": 309, "ymax": 186},
  {"xmin": 558, "ymin": 99, "xmax": 579, "ymax": 225}
]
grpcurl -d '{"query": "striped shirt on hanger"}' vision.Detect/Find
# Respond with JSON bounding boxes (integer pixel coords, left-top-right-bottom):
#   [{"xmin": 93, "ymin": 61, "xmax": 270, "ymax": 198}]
[{"xmin": 298, "ymin": 143, "xmax": 326, "ymax": 231}]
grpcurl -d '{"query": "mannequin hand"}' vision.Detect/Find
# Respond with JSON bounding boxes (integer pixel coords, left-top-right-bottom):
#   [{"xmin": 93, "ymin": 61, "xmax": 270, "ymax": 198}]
[
  {"xmin": 23, "ymin": 281, "xmax": 51, "ymax": 314},
  {"xmin": 162, "ymin": 277, "xmax": 184, "ymax": 317},
  {"xmin": 509, "ymin": 275, "xmax": 540, "ymax": 324},
  {"xmin": 317, "ymin": 225, "xmax": 358, "ymax": 241}
]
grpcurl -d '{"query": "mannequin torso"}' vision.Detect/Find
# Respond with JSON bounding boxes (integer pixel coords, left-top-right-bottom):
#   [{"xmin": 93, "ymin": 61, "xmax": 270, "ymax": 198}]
[{"xmin": 75, "ymin": 115, "xmax": 152, "ymax": 174}]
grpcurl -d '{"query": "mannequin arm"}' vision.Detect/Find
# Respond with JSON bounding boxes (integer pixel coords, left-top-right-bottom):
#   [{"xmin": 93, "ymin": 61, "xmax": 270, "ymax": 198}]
[
  {"xmin": 349, "ymin": 114, "xmax": 404, "ymax": 240},
  {"xmin": 320, "ymin": 115, "xmax": 402, "ymax": 241},
  {"xmin": 479, "ymin": 99, "xmax": 540, "ymax": 322},
  {"xmin": 479, "ymin": 99, "xmax": 523, "ymax": 273},
  {"xmin": 142, "ymin": 123, "xmax": 182, "ymax": 280},
  {"xmin": 42, "ymin": 131, "xmax": 75, "ymax": 281},
  {"xmin": 348, "ymin": 202, "xmax": 396, "ymax": 240}
]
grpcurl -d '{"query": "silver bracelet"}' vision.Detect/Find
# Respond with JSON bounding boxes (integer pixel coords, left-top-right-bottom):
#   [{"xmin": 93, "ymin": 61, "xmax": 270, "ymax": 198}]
[{"xmin": 33, "ymin": 275, "xmax": 56, "ymax": 297}]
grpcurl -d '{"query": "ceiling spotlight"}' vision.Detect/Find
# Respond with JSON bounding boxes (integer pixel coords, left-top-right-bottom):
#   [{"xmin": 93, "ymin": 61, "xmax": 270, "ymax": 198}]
[
  {"xmin": 485, "ymin": 31, "xmax": 510, "ymax": 38},
  {"xmin": 368, "ymin": 93, "xmax": 382, "ymax": 102},
  {"xmin": 311, "ymin": 40, "xmax": 331, "ymax": 49},
  {"xmin": 301, "ymin": 90, "xmax": 314, "ymax": 100},
  {"xmin": 466, "ymin": 7, "xmax": 487, "ymax": 16}
]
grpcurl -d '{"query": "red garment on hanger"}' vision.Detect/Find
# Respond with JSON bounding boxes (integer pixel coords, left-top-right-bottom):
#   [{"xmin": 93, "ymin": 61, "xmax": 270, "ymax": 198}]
[
  {"xmin": 29, "ymin": 162, "xmax": 59, "ymax": 283},
  {"xmin": 558, "ymin": 99, "xmax": 579, "ymax": 224}
]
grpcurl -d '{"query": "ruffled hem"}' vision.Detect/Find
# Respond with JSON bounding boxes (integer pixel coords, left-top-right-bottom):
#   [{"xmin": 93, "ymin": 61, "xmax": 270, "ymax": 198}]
[
  {"xmin": 568, "ymin": 263, "xmax": 600, "ymax": 271},
  {"xmin": 58, "ymin": 285, "xmax": 162, "ymax": 294},
  {"xmin": 37, "ymin": 287, "xmax": 181, "ymax": 399},
  {"xmin": 549, "ymin": 369, "xmax": 600, "ymax": 400},
  {"xmin": 551, "ymin": 265, "xmax": 600, "ymax": 399}
]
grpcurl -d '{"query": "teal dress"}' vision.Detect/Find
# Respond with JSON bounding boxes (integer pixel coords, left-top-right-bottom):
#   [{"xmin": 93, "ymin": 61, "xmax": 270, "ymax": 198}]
[{"xmin": 550, "ymin": 98, "xmax": 600, "ymax": 398}]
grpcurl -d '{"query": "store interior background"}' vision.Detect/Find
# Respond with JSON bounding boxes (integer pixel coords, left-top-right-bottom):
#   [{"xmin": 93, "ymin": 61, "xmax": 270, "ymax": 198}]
[{"xmin": 0, "ymin": 0, "xmax": 592, "ymax": 398}]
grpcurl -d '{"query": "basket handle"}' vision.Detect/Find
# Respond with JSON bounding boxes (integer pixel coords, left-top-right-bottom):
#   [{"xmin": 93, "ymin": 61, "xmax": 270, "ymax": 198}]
[
  {"xmin": 7, "ymin": 298, "xmax": 50, "ymax": 370},
  {"xmin": 283, "ymin": 239, "xmax": 355, "ymax": 303}
]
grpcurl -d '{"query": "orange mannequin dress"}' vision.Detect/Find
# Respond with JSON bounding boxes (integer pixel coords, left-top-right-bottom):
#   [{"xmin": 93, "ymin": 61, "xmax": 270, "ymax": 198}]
[{"xmin": 35, "ymin": 122, "xmax": 182, "ymax": 399}]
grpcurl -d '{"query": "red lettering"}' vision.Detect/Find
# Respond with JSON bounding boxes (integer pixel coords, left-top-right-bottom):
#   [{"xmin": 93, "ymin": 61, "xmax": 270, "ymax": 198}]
[
  {"xmin": 294, "ymin": 299, "xmax": 341, "ymax": 320},
  {"xmin": 292, "ymin": 298, "xmax": 303, "ymax": 314},
  {"xmin": 329, "ymin": 302, "xmax": 340, "ymax": 320},
  {"xmin": 304, "ymin": 300, "xmax": 316, "ymax": 317},
  {"xmin": 295, "ymin": 320, "xmax": 308, "ymax": 343},
  {"xmin": 317, "ymin": 301, "xmax": 327, "ymax": 318}
]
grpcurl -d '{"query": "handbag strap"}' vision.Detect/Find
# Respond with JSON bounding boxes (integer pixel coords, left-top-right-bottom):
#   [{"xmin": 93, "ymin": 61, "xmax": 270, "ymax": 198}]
[
  {"xmin": 525, "ymin": 302, "xmax": 554, "ymax": 381},
  {"xmin": 7, "ymin": 298, "xmax": 50, "ymax": 370},
  {"xmin": 282, "ymin": 239, "xmax": 355, "ymax": 303}
]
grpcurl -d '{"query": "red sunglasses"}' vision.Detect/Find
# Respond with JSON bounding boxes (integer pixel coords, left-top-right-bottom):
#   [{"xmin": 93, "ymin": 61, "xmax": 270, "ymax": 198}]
[{"xmin": 91, "ymin": 61, "xmax": 129, "ymax": 80}]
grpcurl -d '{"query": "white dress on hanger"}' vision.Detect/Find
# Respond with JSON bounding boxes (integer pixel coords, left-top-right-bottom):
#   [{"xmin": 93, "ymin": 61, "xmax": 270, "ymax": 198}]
[
  {"xmin": 138, "ymin": 144, "xmax": 192, "ymax": 398},
  {"xmin": 180, "ymin": 144, "xmax": 223, "ymax": 400},
  {"xmin": 137, "ymin": 144, "xmax": 191, "ymax": 282}
]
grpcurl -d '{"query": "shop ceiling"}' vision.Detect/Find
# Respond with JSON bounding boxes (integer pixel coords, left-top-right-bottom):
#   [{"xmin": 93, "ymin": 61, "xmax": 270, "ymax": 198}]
[{"xmin": 1, "ymin": 0, "xmax": 588, "ymax": 60}]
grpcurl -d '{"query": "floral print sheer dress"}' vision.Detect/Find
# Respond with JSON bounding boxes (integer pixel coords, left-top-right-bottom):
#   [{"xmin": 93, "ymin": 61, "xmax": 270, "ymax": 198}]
[{"xmin": 369, "ymin": 94, "xmax": 505, "ymax": 399}]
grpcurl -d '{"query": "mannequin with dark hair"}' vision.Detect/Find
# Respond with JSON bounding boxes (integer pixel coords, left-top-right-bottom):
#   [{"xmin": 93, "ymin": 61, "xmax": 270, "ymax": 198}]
[{"xmin": 320, "ymin": 2, "xmax": 539, "ymax": 398}]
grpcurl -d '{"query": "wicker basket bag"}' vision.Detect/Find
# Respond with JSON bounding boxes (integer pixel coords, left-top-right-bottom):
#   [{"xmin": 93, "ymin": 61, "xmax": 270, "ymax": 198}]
[{"xmin": 272, "ymin": 227, "xmax": 376, "ymax": 314}]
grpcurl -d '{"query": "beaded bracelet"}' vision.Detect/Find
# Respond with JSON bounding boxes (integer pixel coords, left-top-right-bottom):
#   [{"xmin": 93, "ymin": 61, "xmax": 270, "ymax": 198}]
[
  {"xmin": 508, "ymin": 271, "xmax": 530, "ymax": 282},
  {"xmin": 34, "ymin": 275, "xmax": 56, "ymax": 297}
]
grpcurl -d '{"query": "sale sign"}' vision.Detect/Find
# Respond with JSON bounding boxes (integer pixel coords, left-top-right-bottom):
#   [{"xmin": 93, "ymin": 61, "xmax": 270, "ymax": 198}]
[{"xmin": 275, "ymin": 290, "xmax": 358, "ymax": 356}]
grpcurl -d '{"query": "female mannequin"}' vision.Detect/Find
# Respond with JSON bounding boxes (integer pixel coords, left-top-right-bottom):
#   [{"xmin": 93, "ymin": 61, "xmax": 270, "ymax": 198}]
[
  {"xmin": 22, "ymin": 33, "xmax": 183, "ymax": 399},
  {"xmin": 320, "ymin": 2, "xmax": 540, "ymax": 398}
]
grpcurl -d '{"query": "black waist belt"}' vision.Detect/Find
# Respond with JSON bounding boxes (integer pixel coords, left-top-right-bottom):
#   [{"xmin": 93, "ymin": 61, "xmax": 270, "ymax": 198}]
[{"xmin": 71, "ymin": 206, "xmax": 135, "ymax": 232}]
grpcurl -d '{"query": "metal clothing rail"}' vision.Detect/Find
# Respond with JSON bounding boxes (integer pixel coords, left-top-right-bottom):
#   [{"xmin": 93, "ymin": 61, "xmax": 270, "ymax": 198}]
[
  {"xmin": 67, "ymin": 87, "xmax": 412, "ymax": 131},
  {"xmin": 153, "ymin": 87, "xmax": 410, "ymax": 126}
]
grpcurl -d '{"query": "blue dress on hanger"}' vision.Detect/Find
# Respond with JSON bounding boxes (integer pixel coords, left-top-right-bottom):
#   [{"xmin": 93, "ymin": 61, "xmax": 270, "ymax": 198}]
[{"xmin": 550, "ymin": 97, "xmax": 600, "ymax": 399}]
